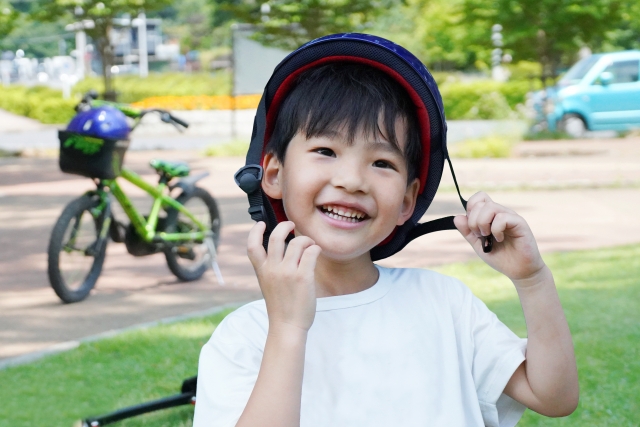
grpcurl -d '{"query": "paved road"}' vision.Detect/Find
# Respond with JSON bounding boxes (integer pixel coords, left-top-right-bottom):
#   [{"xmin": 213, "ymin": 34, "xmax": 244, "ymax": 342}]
[{"xmin": 1, "ymin": 138, "xmax": 640, "ymax": 363}]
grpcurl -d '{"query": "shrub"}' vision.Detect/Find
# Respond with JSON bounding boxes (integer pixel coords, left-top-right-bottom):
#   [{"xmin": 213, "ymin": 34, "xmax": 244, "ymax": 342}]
[
  {"xmin": 0, "ymin": 85, "xmax": 77, "ymax": 124},
  {"xmin": 461, "ymin": 91, "xmax": 516, "ymax": 120},
  {"xmin": 73, "ymin": 71, "xmax": 232, "ymax": 103},
  {"xmin": 440, "ymin": 80, "xmax": 540, "ymax": 120},
  {"xmin": 450, "ymin": 135, "xmax": 517, "ymax": 158},
  {"xmin": 203, "ymin": 140, "xmax": 250, "ymax": 157},
  {"xmin": 30, "ymin": 98, "xmax": 77, "ymax": 124}
]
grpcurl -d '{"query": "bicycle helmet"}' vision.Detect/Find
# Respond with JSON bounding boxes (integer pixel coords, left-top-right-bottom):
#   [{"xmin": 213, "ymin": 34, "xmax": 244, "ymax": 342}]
[
  {"xmin": 235, "ymin": 33, "xmax": 489, "ymax": 260},
  {"xmin": 67, "ymin": 105, "xmax": 130, "ymax": 140}
]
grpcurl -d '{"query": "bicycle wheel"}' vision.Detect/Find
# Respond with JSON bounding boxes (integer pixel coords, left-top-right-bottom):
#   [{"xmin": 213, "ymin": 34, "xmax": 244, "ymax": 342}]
[
  {"xmin": 47, "ymin": 194, "xmax": 108, "ymax": 303},
  {"xmin": 164, "ymin": 187, "xmax": 221, "ymax": 282}
]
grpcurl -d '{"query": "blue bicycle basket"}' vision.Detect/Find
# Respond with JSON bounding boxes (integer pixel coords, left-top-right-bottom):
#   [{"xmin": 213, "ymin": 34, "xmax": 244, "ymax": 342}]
[{"xmin": 59, "ymin": 106, "xmax": 131, "ymax": 180}]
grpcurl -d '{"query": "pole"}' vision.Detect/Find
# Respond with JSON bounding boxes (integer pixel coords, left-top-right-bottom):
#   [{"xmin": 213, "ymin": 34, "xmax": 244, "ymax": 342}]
[
  {"xmin": 230, "ymin": 24, "xmax": 237, "ymax": 141},
  {"xmin": 137, "ymin": 12, "xmax": 148, "ymax": 78},
  {"xmin": 76, "ymin": 30, "xmax": 86, "ymax": 80},
  {"xmin": 491, "ymin": 24, "xmax": 504, "ymax": 81}
]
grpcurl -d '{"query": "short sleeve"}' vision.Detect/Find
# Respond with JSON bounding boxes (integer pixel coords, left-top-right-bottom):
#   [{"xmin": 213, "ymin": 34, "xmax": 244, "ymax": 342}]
[
  {"xmin": 469, "ymin": 294, "xmax": 527, "ymax": 427},
  {"xmin": 193, "ymin": 304, "xmax": 267, "ymax": 427}
]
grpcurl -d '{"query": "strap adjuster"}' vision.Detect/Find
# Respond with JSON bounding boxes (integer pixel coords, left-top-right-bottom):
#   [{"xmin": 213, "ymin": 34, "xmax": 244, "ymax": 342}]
[
  {"xmin": 234, "ymin": 164, "xmax": 264, "ymax": 194},
  {"xmin": 248, "ymin": 205, "xmax": 266, "ymax": 222}
]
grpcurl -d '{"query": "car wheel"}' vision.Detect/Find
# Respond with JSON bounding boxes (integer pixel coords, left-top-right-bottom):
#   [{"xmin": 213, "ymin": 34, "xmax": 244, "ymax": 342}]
[{"xmin": 560, "ymin": 114, "xmax": 587, "ymax": 138}]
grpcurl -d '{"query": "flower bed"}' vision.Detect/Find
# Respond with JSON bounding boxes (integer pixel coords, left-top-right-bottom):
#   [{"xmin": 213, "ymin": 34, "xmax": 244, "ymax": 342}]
[{"xmin": 131, "ymin": 94, "xmax": 262, "ymax": 111}]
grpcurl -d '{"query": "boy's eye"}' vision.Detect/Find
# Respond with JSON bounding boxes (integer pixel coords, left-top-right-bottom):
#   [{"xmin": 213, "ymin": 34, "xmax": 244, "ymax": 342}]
[
  {"xmin": 314, "ymin": 147, "xmax": 335, "ymax": 157},
  {"xmin": 373, "ymin": 160, "xmax": 396, "ymax": 170}
]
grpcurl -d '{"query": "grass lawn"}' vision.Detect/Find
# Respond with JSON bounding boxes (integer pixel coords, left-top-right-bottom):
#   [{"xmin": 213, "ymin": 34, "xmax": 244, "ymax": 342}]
[{"xmin": 2, "ymin": 244, "xmax": 639, "ymax": 426}]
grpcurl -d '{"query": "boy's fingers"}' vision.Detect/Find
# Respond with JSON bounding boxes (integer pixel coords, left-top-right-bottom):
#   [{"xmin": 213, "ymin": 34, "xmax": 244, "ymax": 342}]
[
  {"xmin": 491, "ymin": 212, "xmax": 527, "ymax": 243},
  {"xmin": 466, "ymin": 201, "xmax": 485, "ymax": 237},
  {"xmin": 454, "ymin": 215, "xmax": 476, "ymax": 244},
  {"xmin": 490, "ymin": 212, "xmax": 510, "ymax": 243},
  {"xmin": 475, "ymin": 202, "xmax": 501, "ymax": 237},
  {"xmin": 247, "ymin": 222, "xmax": 267, "ymax": 267},
  {"xmin": 267, "ymin": 221, "xmax": 296, "ymax": 263},
  {"xmin": 298, "ymin": 244, "xmax": 322, "ymax": 275},
  {"xmin": 466, "ymin": 191, "xmax": 492, "ymax": 214},
  {"xmin": 282, "ymin": 236, "xmax": 316, "ymax": 267}
]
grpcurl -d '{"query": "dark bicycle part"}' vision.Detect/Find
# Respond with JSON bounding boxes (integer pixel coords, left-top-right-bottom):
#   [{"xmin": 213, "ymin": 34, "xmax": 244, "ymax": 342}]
[
  {"xmin": 124, "ymin": 216, "xmax": 168, "ymax": 257},
  {"xmin": 168, "ymin": 113, "xmax": 189, "ymax": 128},
  {"xmin": 164, "ymin": 187, "xmax": 221, "ymax": 282},
  {"xmin": 48, "ymin": 194, "xmax": 109, "ymax": 303},
  {"xmin": 170, "ymin": 171, "xmax": 210, "ymax": 196},
  {"xmin": 109, "ymin": 217, "xmax": 126, "ymax": 243},
  {"xmin": 81, "ymin": 377, "xmax": 197, "ymax": 427}
]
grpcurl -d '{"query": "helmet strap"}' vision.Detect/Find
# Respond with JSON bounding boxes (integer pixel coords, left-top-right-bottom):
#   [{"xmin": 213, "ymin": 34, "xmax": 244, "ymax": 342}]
[{"xmin": 397, "ymin": 154, "xmax": 492, "ymax": 253}]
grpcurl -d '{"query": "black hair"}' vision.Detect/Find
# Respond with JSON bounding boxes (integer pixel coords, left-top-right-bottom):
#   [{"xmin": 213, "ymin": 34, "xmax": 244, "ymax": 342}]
[{"xmin": 266, "ymin": 63, "xmax": 423, "ymax": 184}]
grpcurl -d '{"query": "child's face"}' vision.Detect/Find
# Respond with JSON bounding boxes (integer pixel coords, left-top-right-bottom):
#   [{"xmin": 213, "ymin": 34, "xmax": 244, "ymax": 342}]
[{"xmin": 262, "ymin": 119, "xmax": 419, "ymax": 262}]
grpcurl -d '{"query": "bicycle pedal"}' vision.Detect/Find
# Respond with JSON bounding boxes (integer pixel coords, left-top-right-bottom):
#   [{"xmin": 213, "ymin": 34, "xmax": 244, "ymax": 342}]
[{"xmin": 175, "ymin": 246, "xmax": 196, "ymax": 260}]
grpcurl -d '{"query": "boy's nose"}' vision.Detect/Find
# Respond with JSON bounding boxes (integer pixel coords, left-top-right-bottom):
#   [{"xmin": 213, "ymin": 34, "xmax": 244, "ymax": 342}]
[{"xmin": 330, "ymin": 162, "xmax": 368, "ymax": 193}]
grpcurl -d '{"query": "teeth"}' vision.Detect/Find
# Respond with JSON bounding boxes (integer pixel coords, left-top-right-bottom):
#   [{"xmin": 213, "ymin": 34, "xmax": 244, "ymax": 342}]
[{"xmin": 321, "ymin": 204, "xmax": 366, "ymax": 222}]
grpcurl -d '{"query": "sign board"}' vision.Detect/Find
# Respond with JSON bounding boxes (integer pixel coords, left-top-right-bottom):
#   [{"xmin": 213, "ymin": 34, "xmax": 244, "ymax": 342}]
[{"xmin": 232, "ymin": 28, "xmax": 291, "ymax": 96}]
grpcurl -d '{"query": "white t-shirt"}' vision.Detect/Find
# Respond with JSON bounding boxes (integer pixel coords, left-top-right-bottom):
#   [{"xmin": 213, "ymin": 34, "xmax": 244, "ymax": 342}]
[{"xmin": 194, "ymin": 266, "xmax": 527, "ymax": 427}]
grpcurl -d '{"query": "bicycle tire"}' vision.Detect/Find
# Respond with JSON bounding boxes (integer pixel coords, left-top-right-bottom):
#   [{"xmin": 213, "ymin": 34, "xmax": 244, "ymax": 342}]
[
  {"xmin": 164, "ymin": 187, "xmax": 221, "ymax": 282},
  {"xmin": 47, "ymin": 194, "xmax": 108, "ymax": 303}
]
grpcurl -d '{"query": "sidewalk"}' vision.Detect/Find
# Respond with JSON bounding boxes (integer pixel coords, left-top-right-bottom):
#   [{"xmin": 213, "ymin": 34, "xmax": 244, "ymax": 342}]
[{"xmin": 1, "ymin": 138, "xmax": 640, "ymax": 364}]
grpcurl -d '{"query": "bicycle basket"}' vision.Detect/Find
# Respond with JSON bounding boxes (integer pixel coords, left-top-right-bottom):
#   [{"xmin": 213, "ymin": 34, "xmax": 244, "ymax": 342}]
[{"xmin": 58, "ymin": 130, "xmax": 129, "ymax": 180}]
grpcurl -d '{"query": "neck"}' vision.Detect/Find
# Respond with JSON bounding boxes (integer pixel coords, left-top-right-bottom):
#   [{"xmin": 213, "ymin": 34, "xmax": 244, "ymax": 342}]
[{"xmin": 314, "ymin": 253, "xmax": 379, "ymax": 297}]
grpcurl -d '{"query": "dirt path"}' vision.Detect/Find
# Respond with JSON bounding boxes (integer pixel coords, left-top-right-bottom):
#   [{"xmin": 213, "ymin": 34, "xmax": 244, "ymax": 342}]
[{"xmin": 1, "ymin": 138, "xmax": 639, "ymax": 363}]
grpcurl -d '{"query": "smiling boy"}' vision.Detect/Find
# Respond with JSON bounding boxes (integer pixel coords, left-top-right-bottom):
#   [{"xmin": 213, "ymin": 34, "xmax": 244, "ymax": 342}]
[{"xmin": 193, "ymin": 35, "xmax": 578, "ymax": 427}]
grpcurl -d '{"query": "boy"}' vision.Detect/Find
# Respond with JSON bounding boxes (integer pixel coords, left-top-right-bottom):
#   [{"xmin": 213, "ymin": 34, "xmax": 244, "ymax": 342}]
[{"xmin": 194, "ymin": 34, "xmax": 578, "ymax": 427}]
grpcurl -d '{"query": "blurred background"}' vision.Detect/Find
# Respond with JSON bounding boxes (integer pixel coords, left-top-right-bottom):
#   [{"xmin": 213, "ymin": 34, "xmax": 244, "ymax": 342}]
[{"xmin": 1, "ymin": 1, "xmax": 639, "ymax": 426}]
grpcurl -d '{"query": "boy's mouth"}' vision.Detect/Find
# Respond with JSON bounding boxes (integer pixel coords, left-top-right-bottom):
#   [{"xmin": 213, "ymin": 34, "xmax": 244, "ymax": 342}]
[{"xmin": 319, "ymin": 204, "xmax": 369, "ymax": 223}]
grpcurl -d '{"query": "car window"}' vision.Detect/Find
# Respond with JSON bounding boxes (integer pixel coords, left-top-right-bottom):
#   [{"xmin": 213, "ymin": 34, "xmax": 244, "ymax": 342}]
[
  {"xmin": 603, "ymin": 60, "xmax": 639, "ymax": 84},
  {"xmin": 559, "ymin": 55, "xmax": 601, "ymax": 86}
]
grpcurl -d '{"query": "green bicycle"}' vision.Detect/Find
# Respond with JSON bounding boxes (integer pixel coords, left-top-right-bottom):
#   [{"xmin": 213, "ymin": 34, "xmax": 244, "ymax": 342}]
[{"xmin": 48, "ymin": 91, "xmax": 223, "ymax": 303}]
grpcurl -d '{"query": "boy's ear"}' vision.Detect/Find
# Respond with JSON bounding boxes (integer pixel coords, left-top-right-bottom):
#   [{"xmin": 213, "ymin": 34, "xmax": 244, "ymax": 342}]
[
  {"xmin": 396, "ymin": 178, "xmax": 420, "ymax": 226},
  {"xmin": 262, "ymin": 152, "xmax": 283, "ymax": 200}
]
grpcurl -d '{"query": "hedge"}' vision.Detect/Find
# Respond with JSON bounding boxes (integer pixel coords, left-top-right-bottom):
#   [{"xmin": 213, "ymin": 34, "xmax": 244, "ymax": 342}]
[
  {"xmin": 72, "ymin": 72, "xmax": 232, "ymax": 104},
  {"xmin": 0, "ymin": 75, "xmax": 542, "ymax": 124},
  {"xmin": 440, "ymin": 80, "xmax": 540, "ymax": 120},
  {"xmin": 0, "ymin": 86, "xmax": 76, "ymax": 124}
]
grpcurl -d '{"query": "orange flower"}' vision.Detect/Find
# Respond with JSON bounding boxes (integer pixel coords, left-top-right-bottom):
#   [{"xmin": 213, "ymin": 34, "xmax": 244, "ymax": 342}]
[{"xmin": 130, "ymin": 94, "xmax": 262, "ymax": 111}]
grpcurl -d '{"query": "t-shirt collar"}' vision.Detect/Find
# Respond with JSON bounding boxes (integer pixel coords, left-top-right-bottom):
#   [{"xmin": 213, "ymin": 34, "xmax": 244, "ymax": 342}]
[{"xmin": 315, "ymin": 265, "xmax": 392, "ymax": 312}]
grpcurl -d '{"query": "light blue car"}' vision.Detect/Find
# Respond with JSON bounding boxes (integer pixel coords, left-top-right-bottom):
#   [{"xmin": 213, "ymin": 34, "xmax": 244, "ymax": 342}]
[{"xmin": 543, "ymin": 50, "xmax": 640, "ymax": 137}]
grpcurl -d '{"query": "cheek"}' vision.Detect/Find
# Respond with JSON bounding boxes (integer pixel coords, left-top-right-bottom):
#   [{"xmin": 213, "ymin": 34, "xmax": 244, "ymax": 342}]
[{"xmin": 280, "ymin": 168, "xmax": 319, "ymax": 217}]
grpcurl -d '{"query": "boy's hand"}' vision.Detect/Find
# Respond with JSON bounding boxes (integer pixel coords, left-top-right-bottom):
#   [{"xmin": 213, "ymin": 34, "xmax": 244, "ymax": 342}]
[
  {"xmin": 247, "ymin": 221, "xmax": 322, "ymax": 332},
  {"xmin": 454, "ymin": 192, "xmax": 546, "ymax": 284}
]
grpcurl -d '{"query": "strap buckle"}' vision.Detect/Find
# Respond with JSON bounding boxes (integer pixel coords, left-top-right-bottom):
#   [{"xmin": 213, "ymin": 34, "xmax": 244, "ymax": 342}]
[
  {"xmin": 234, "ymin": 164, "xmax": 263, "ymax": 194},
  {"xmin": 248, "ymin": 205, "xmax": 267, "ymax": 222}
]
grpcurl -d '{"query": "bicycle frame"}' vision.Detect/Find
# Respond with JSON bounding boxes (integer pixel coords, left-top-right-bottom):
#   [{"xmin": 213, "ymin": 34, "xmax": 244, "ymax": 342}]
[{"xmin": 93, "ymin": 167, "xmax": 209, "ymax": 244}]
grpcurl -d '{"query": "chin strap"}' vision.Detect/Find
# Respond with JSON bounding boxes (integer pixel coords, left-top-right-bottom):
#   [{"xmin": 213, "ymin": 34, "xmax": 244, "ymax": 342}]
[
  {"xmin": 235, "ymin": 155, "xmax": 493, "ymax": 255},
  {"xmin": 397, "ymin": 155, "xmax": 493, "ymax": 254},
  {"xmin": 235, "ymin": 99, "xmax": 493, "ymax": 255}
]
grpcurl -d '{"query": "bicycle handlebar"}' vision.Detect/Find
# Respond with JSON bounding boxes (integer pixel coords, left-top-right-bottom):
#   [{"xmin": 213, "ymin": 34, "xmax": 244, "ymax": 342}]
[
  {"xmin": 78, "ymin": 92, "xmax": 190, "ymax": 130},
  {"xmin": 168, "ymin": 114, "xmax": 189, "ymax": 128}
]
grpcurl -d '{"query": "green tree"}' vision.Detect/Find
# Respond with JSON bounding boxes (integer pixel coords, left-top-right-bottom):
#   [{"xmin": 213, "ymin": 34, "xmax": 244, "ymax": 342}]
[
  {"xmin": 215, "ymin": 0, "xmax": 400, "ymax": 50},
  {"xmin": 370, "ymin": 0, "xmax": 486, "ymax": 71},
  {"xmin": 0, "ymin": 2, "xmax": 19, "ymax": 38},
  {"xmin": 602, "ymin": 0, "xmax": 640, "ymax": 51},
  {"xmin": 162, "ymin": 0, "xmax": 214, "ymax": 52},
  {"xmin": 463, "ymin": 0, "xmax": 626, "ymax": 80},
  {"xmin": 31, "ymin": 0, "xmax": 172, "ymax": 99}
]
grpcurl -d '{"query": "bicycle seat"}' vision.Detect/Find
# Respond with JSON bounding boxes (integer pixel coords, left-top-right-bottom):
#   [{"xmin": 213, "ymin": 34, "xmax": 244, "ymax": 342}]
[{"xmin": 149, "ymin": 159, "xmax": 190, "ymax": 178}]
